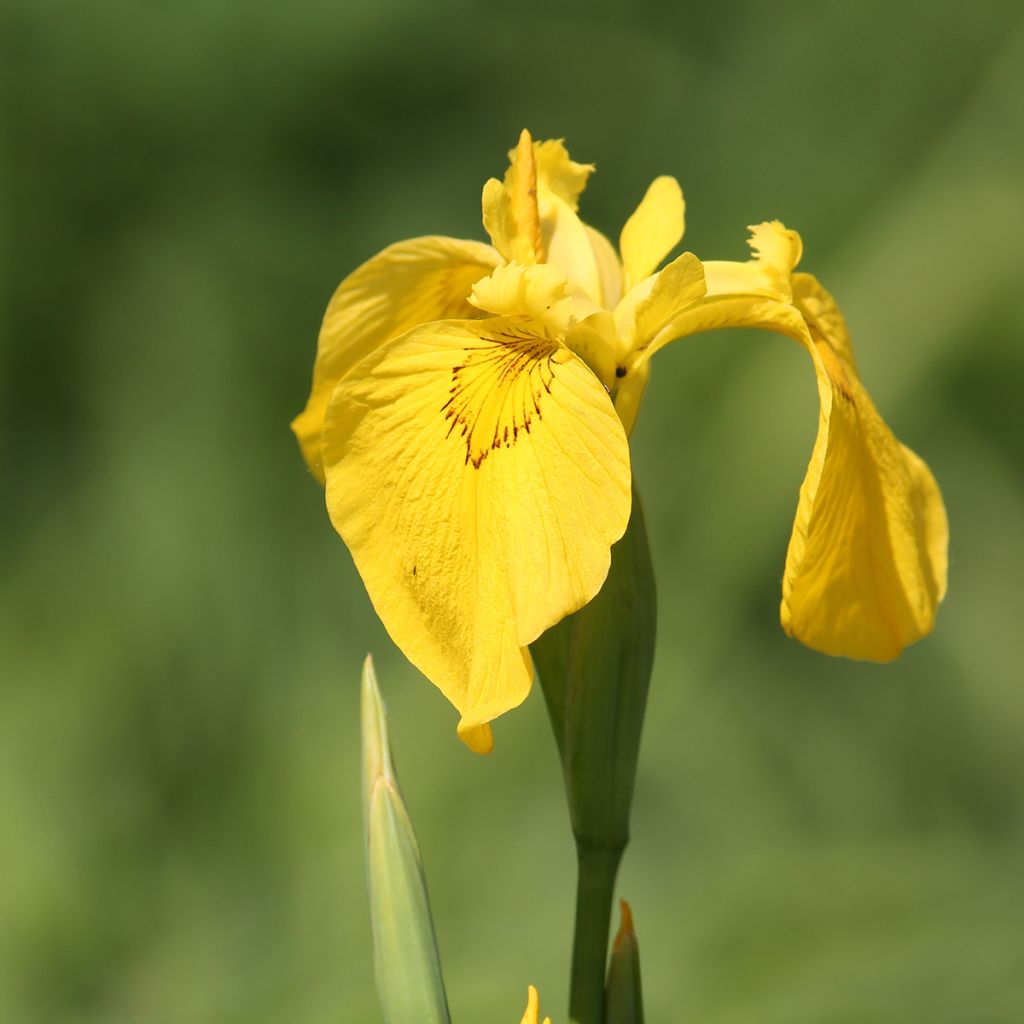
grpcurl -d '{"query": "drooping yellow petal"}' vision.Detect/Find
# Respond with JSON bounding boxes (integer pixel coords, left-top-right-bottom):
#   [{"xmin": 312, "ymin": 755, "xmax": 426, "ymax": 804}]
[
  {"xmin": 519, "ymin": 985, "xmax": 552, "ymax": 1024},
  {"xmin": 322, "ymin": 318, "xmax": 631, "ymax": 749},
  {"xmin": 292, "ymin": 236, "xmax": 500, "ymax": 482},
  {"xmin": 781, "ymin": 274, "xmax": 948, "ymax": 659},
  {"xmin": 617, "ymin": 217, "xmax": 947, "ymax": 658},
  {"xmin": 619, "ymin": 176, "xmax": 685, "ymax": 291}
]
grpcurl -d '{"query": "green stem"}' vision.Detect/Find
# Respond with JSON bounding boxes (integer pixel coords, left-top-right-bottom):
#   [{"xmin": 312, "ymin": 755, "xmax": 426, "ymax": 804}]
[{"xmin": 570, "ymin": 842, "xmax": 624, "ymax": 1024}]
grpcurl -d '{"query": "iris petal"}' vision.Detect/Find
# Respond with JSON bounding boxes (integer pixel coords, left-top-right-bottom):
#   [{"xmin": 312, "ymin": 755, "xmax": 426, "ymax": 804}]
[
  {"xmin": 781, "ymin": 274, "xmax": 948, "ymax": 659},
  {"xmin": 291, "ymin": 236, "xmax": 500, "ymax": 481},
  {"xmin": 619, "ymin": 176, "xmax": 685, "ymax": 291},
  {"xmin": 323, "ymin": 317, "xmax": 631, "ymax": 748}
]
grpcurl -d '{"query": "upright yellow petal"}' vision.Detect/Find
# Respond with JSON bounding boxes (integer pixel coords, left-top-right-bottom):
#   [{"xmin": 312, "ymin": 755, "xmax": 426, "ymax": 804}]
[
  {"xmin": 292, "ymin": 236, "xmax": 500, "ymax": 482},
  {"xmin": 619, "ymin": 176, "xmax": 685, "ymax": 291},
  {"xmin": 781, "ymin": 274, "xmax": 948, "ymax": 659},
  {"xmin": 322, "ymin": 318, "xmax": 631, "ymax": 748},
  {"xmin": 585, "ymin": 224, "xmax": 624, "ymax": 309}
]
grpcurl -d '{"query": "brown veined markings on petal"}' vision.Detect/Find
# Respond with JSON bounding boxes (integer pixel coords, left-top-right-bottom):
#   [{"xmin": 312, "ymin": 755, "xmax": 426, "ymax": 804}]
[{"xmin": 440, "ymin": 326, "xmax": 564, "ymax": 468}]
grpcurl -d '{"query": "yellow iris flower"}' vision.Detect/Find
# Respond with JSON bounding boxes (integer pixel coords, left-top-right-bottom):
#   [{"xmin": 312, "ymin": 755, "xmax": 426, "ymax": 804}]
[{"xmin": 293, "ymin": 131, "xmax": 947, "ymax": 752}]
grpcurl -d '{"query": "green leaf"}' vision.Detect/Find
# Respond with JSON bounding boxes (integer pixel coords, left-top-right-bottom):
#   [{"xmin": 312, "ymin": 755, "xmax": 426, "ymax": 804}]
[{"xmin": 361, "ymin": 655, "xmax": 451, "ymax": 1024}]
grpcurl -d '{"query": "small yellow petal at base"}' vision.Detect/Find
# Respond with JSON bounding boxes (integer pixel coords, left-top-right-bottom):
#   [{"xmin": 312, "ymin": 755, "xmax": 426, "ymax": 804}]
[
  {"xmin": 519, "ymin": 985, "xmax": 552, "ymax": 1024},
  {"xmin": 456, "ymin": 720, "xmax": 494, "ymax": 755}
]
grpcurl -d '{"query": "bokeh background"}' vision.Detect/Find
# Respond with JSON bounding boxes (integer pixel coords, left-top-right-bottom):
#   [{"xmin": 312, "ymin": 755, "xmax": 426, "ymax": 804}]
[{"xmin": 3, "ymin": 1, "xmax": 1023, "ymax": 1021}]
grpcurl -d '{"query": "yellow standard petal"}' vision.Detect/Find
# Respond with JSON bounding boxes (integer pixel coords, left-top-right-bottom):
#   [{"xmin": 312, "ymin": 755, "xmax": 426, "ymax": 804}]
[
  {"xmin": 519, "ymin": 985, "xmax": 552, "ymax": 1024},
  {"xmin": 781, "ymin": 273, "xmax": 948, "ymax": 660},
  {"xmin": 292, "ymin": 236, "xmax": 500, "ymax": 482},
  {"xmin": 619, "ymin": 175, "xmax": 685, "ymax": 292},
  {"xmin": 322, "ymin": 317, "xmax": 631, "ymax": 750},
  {"xmin": 585, "ymin": 224, "xmax": 624, "ymax": 309}
]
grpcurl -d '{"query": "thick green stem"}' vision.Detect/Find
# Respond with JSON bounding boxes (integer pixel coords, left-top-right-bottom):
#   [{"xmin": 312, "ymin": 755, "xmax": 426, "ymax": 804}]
[
  {"xmin": 532, "ymin": 485, "xmax": 656, "ymax": 1024},
  {"xmin": 570, "ymin": 843, "xmax": 624, "ymax": 1024}
]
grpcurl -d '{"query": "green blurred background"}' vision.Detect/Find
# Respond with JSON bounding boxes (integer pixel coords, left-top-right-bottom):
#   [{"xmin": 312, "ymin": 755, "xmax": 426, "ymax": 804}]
[{"xmin": 3, "ymin": 1, "xmax": 1023, "ymax": 1021}]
